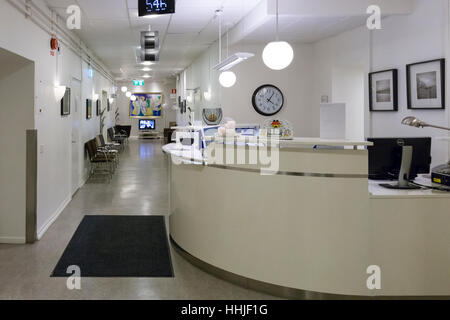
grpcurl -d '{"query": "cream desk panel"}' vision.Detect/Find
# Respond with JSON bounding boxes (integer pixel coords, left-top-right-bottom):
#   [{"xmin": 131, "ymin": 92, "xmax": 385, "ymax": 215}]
[
  {"xmin": 169, "ymin": 147, "xmax": 371, "ymax": 296},
  {"xmin": 369, "ymin": 188, "xmax": 450, "ymax": 296},
  {"xmin": 204, "ymin": 144, "xmax": 369, "ymax": 176}
]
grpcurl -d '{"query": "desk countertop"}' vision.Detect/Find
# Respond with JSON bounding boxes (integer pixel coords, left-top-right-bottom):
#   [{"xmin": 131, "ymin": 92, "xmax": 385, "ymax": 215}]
[{"xmin": 369, "ymin": 175, "xmax": 450, "ymax": 199}]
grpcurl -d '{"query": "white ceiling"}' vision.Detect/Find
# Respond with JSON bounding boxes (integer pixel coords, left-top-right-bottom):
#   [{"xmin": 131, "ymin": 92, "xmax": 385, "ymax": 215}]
[
  {"xmin": 43, "ymin": 0, "xmax": 407, "ymax": 82},
  {"xmin": 44, "ymin": 0, "xmax": 262, "ymax": 81}
]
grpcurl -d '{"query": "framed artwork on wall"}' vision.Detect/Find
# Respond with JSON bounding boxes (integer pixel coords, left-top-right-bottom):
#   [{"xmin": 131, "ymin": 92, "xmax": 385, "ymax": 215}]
[
  {"xmin": 407, "ymin": 59, "xmax": 445, "ymax": 110},
  {"xmin": 86, "ymin": 99, "xmax": 92, "ymax": 119},
  {"xmin": 369, "ymin": 69, "xmax": 398, "ymax": 112},
  {"xmin": 61, "ymin": 87, "xmax": 71, "ymax": 116},
  {"xmin": 129, "ymin": 92, "xmax": 163, "ymax": 119},
  {"xmin": 96, "ymin": 100, "xmax": 101, "ymax": 116}
]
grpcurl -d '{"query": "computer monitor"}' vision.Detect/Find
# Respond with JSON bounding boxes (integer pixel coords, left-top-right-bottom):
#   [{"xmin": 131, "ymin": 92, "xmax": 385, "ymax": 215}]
[
  {"xmin": 368, "ymin": 137, "xmax": 432, "ymax": 181},
  {"xmin": 139, "ymin": 119, "xmax": 155, "ymax": 130}
]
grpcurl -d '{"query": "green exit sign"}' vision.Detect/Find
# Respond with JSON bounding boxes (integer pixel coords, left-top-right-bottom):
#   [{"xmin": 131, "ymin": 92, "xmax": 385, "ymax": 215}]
[{"xmin": 133, "ymin": 80, "xmax": 144, "ymax": 86}]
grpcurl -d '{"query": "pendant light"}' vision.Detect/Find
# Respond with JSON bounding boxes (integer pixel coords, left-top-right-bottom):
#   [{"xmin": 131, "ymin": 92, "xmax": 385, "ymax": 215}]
[
  {"xmin": 216, "ymin": 11, "xmax": 237, "ymax": 88},
  {"xmin": 219, "ymin": 71, "xmax": 236, "ymax": 88},
  {"xmin": 263, "ymin": 0, "xmax": 294, "ymax": 70}
]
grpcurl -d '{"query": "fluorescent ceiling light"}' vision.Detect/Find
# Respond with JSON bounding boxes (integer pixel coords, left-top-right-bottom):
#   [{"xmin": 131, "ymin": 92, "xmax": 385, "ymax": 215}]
[
  {"xmin": 142, "ymin": 67, "xmax": 152, "ymax": 71},
  {"xmin": 213, "ymin": 52, "xmax": 255, "ymax": 71},
  {"xmin": 143, "ymin": 74, "xmax": 151, "ymax": 78},
  {"xmin": 141, "ymin": 61, "xmax": 154, "ymax": 66}
]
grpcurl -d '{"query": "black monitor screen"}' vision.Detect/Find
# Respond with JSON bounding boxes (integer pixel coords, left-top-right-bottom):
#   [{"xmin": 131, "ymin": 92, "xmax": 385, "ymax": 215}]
[
  {"xmin": 368, "ymin": 137, "xmax": 432, "ymax": 180},
  {"xmin": 139, "ymin": 119, "xmax": 156, "ymax": 130},
  {"xmin": 138, "ymin": 0, "xmax": 175, "ymax": 16}
]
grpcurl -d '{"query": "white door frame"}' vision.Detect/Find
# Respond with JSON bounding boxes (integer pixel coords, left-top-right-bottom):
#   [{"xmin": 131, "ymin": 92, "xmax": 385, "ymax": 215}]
[{"xmin": 70, "ymin": 77, "xmax": 82, "ymax": 196}]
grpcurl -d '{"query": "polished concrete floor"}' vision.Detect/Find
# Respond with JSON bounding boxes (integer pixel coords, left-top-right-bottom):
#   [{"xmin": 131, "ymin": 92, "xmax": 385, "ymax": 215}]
[{"xmin": 0, "ymin": 139, "xmax": 276, "ymax": 300}]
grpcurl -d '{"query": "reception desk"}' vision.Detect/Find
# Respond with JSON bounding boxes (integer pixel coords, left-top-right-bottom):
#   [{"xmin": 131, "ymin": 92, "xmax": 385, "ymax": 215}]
[{"xmin": 163, "ymin": 138, "xmax": 450, "ymax": 299}]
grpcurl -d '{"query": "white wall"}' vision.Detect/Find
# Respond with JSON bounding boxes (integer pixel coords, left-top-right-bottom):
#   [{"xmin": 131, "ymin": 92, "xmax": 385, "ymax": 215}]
[
  {"xmin": 332, "ymin": 66, "xmax": 365, "ymax": 140},
  {"xmin": 0, "ymin": 0, "xmax": 115, "ymax": 241},
  {"xmin": 313, "ymin": 26, "xmax": 370, "ymax": 141},
  {"xmin": 370, "ymin": 0, "xmax": 449, "ymax": 166},
  {"xmin": 313, "ymin": 0, "xmax": 449, "ymax": 167},
  {"xmin": 180, "ymin": 42, "xmax": 316, "ymax": 137},
  {"xmin": 116, "ymin": 80, "xmax": 177, "ymax": 137},
  {"xmin": 0, "ymin": 49, "xmax": 34, "ymax": 243}
]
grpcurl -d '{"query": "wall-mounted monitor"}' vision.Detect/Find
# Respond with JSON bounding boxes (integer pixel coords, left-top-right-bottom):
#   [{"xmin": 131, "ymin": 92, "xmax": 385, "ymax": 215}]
[
  {"xmin": 61, "ymin": 87, "xmax": 71, "ymax": 116},
  {"xmin": 139, "ymin": 119, "xmax": 156, "ymax": 131},
  {"xmin": 138, "ymin": 0, "xmax": 175, "ymax": 16},
  {"xmin": 86, "ymin": 99, "xmax": 92, "ymax": 119}
]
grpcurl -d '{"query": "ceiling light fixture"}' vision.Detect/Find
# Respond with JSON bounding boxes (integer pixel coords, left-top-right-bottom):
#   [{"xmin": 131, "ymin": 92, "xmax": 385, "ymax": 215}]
[
  {"xmin": 143, "ymin": 74, "xmax": 151, "ymax": 78},
  {"xmin": 213, "ymin": 52, "xmax": 255, "ymax": 71},
  {"xmin": 121, "ymin": 86, "xmax": 128, "ymax": 93},
  {"xmin": 262, "ymin": 0, "xmax": 294, "ymax": 70},
  {"xmin": 126, "ymin": 91, "xmax": 132, "ymax": 98},
  {"xmin": 219, "ymin": 71, "xmax": 236, "ymax": 88},
  {"xmin": 216, "ymin": 12, "xmax": 238, "ymax": 88},
  {"xmin": 141, "ymin": 61, "xmax": 154, "ymax": 66},
  {"xmin": 130, "ymin": 95, "xmax": 137, "ymax": 102},
  {"xmin": 142, "ymin": 67, "xmax": 152, "ymax": 71}
]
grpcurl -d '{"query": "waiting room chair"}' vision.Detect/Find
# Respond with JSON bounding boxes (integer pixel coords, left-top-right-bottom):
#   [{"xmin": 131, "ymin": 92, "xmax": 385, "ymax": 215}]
[
  {"xmin": 85, "ymin": 139, "xmax": 114, "ymax": 182},
  {"xmin": 94, "ymin": 136, "xmax": 120, "ymax": 168},
  {"xmin": 108, "ymin": 127, "xmax": 127, "ymax": 145}
]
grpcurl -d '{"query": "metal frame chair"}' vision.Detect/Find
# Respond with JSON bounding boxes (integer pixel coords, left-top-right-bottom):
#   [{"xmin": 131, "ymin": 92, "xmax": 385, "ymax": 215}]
[{"xmin": 85, "ymin": 139, "xmax": 114, "ymax": 182}]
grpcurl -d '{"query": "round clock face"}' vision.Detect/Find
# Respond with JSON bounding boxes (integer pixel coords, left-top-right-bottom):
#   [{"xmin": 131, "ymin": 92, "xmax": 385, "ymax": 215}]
[{"xmin": 252, "ymin": 85, "xmax": 284, "ymax": 116}]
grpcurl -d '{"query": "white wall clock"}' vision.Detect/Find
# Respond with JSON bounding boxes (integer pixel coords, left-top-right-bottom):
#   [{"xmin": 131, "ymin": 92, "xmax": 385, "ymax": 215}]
[{"xmin": 252, "ymin": 84, "xmax": 284, "ymax": 116}]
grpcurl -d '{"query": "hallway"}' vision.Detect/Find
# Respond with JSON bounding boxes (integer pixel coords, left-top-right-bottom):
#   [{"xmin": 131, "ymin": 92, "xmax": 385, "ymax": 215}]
[{"xmin": 0, "ymin": 140, "xmax": 275, "ymax": 300}]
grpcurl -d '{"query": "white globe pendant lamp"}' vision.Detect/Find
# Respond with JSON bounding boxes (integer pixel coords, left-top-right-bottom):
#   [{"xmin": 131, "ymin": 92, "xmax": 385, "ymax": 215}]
[
  {"xmin": 263, "ymin": 41, "xmax": 294, "ymax": 71},
  {"xmin": 263, "ymin": 0, "xmax": 294, "ymax": 71},
  {"xmin": 130, "ymin": 95, "xmax": 137, "ymax": 102},
  {"xmin": 126, "ymin": 91, "xmax": 132, "ymax": 98},
  {"xmin": 219, "ymin": 71, "xmax": 236, "ymax": 88},
  {"xmin": 121, "ymin": 86, "xmax": 128, "ymax": 93}
]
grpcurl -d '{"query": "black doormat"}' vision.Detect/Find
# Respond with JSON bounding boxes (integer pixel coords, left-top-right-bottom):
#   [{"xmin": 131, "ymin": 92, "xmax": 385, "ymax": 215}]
[{"xmin": 51, "ymin": 215, "xmax": 174, "ymax": 278}]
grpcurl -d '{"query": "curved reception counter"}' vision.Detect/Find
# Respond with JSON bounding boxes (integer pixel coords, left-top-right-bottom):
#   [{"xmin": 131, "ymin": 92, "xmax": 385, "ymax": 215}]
[{"xmin": 163, "ymin": 138, "xmax": 450, "ymax": 299}]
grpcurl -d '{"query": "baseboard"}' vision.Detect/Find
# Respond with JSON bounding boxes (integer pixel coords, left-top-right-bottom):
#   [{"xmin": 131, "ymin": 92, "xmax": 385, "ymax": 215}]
[
  {"xmin": 37, "ymin": 196, "xmax": 71, "ymax": 240},
  {"xmin": 36, "ymin": 167, "xmax": 90, "ymax": 241},
  {"xmin": 0, "ymin": 237, "xmax": 26, "ymax": 244}
]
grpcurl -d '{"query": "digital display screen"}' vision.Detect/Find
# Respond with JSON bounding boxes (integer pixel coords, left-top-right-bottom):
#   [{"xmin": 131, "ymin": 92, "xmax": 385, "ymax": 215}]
[
  {"xmin": 138, "ymin": 0, "xmax": 175, "ymax": 16},
  {"xmin": 139, "ymin": 119, "xmax": 156, "ymax": 130}
]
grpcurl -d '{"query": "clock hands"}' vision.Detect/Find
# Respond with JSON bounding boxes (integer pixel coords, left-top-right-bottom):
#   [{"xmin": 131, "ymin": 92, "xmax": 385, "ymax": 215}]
[{"xmin": 267, "ymin": 92, "xmax": 275, "ymax": 103}]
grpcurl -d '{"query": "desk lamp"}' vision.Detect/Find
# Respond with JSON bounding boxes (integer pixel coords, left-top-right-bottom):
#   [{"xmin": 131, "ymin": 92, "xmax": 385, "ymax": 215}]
[{"xmin": 402, "ymin": 116, "xmax": 450, "ymax": 188}]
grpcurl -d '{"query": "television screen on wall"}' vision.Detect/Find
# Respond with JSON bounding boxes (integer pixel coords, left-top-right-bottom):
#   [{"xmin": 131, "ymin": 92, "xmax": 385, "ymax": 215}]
[{"xmin": 139, "ymin": 119, "xmax": 156, "ymax": 130}]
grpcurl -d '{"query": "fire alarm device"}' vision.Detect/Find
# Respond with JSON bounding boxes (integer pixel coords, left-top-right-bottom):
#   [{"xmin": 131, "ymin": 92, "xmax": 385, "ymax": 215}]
[{"xmin": 50, "ymin": 37, "xmax": 59, "ymax": 51}]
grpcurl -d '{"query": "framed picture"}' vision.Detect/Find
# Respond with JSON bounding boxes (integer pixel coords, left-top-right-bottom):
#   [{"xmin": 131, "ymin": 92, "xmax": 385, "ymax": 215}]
[
  {"xmin": 61, "ymin": 87, "xmax": 71, "ymax": 116},
  {"xmin": 86, "ymin": 99, "xmax": 92, "ymax": 119},
  {"xmin": 369, "ymin": 69, "xmax": 398, "ymax": 112},
  {"xmin": 96, "ymin": 100, "xmax": 101, "ymax": 116},
  {"xmin": 129, "ymin": 92, "xmax": 163, "ymax": 119},
  {"xmin": 407, "ymin": 59, "xmax": 445, "ymax": 110}
]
